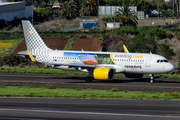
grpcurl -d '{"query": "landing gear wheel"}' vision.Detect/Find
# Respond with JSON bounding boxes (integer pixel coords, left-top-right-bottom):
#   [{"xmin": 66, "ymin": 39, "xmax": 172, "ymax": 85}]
[
  {"xmin": 85, "ymin": 77, "xmax": 93, "ymax": 82},
  {"xmin": 150, "ymin": 79, "xmax": 154, "ymax": 83},
  {"xmin": 150, "ymin": 74, "xmax": 154, "ymax": 83}
]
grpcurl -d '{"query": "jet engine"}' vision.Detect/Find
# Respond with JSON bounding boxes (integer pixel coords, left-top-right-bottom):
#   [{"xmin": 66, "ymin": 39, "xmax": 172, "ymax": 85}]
[
  {"xmin": 93, "ymin": 68, "xmax": 114, "ymax": 80},
  {"xmin": 124, "ymin": 73, "xmax": 144, "ymax": 78}
]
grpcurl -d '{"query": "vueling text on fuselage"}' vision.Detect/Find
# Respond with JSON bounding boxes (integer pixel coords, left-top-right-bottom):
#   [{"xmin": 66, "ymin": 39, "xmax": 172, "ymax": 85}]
[{"xmin": 114, "ymin": 54, "xmax": 144, "ymax": 59}]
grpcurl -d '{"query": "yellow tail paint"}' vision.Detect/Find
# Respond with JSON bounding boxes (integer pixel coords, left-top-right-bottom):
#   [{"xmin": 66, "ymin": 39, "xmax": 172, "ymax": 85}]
[{"xmin": 26, "ymin": 50, "xmax": 36, "ymax": 61}]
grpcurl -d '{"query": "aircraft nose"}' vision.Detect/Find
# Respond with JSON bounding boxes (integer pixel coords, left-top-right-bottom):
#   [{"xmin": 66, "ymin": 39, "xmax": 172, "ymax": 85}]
[{"xmin": 167, "ymin": 63, "xmax": 175, "ymax": 72}]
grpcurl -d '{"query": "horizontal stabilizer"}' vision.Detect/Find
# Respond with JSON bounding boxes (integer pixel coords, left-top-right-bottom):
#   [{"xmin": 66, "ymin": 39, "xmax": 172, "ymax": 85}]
[{"xmin": 26, "ymin": 50, "xmax": 36, "ymax": 61}]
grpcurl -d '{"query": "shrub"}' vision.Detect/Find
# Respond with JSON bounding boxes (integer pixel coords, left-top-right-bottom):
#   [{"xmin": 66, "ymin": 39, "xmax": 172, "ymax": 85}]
[
  {"xmin": 0, "ymin": 55, "xmax": 24, "ymax": 67},
  {"xmin": 106, "ymin": 26, "xmax": 138, "ymax": 35},
  {"xmin": 137, "ymin": 26, "xmax": 173, "ymax": 39},
  {"xmin": 34, "ymin": 7, "xmax": 54, "ymax": 18},
  {"xmin": 128, "ymin": 35, "xmax": 157, "ymax": 53},
  {"xmin": 156, "ymin": 44, "xmax": 175, "ymax": 59}
]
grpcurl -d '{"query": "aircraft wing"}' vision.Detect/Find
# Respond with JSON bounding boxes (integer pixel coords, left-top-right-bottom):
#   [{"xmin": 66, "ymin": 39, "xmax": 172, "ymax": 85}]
[
  {"xmin": 51, "ymin": 63, "xmax": 116, "ymax": 70},
  {"xmin": 52, "ymin": 63, "xmax": 96, "ymax": 68}
]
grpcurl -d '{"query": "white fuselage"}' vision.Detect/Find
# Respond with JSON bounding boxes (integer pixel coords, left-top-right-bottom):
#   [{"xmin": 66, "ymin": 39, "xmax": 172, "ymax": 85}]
[{"xmin": 35, "ymin": 49, "xmax": 174, "ymax": 74}]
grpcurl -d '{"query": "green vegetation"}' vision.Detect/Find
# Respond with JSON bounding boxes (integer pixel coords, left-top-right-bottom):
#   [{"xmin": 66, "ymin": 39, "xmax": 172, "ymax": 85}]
[
  {"xmin": 64, "ymin": 38, "xmax": 75, "ymax": 50},
  {"xmin": 59, "ymin": 0, "xmax": 79, "ymax": 19},
  {"xmin": 115, "ymin": 5, "xmax": 138, "ymax": 26},
  {"xmin": 81, "ymin": 0, "xmax": 98, "ymax": 16},
  {"xmin": 0, "ymin": 39, "xmax": 22, "ymax": 54},
  {"xmin": 0, "ymin": 68, "xmax": 87, "ymax": 75},
  {"xmin": 0, "ymin": 86, "xmax": 179, "ymax": 99},
  {"xmin": 34, "ymin": 7, "xmax": 55, "ymax": 18},
  {"xmin": 101, "ymin": 26, "xmax": 174, "ymax": 61}
]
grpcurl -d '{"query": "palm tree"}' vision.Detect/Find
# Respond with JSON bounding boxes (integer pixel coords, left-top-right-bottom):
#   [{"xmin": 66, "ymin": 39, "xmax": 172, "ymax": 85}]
[
  {"xmin": 114, "ymin": 5, "xmax": 138, "ymax": 26},
  {"xmin": 81, "ymin": 0, "xmax": 98, "ymax": 16},
  {"xmin": 59, "ymin": 0, "xmax": 79, "ymax": 19}
]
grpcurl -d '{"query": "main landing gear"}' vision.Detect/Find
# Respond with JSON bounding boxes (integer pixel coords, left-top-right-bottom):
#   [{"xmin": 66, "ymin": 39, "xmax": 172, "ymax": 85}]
[
  {"xmin": 85, "ymin": 77, "xmax": 93, "ymax": 82},
  {"xmin": 149, "ymin": 74, "xmax": 154, "ymax": 83},
  {"xmin": 85, "ymin": 69, "xmax": 94, "ymax": 82}
]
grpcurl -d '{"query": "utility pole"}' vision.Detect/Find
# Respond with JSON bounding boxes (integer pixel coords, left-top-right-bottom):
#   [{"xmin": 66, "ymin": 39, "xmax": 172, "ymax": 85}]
[
  {"xmin": 176, "ymin": 0, "xmax": 180, "ymax": 19},
  {"xmin": 31, "ymin": 0, "xmax": 33, "ymax": 25},
  {"xmin": 173, "ymin": 0, "xmax": 174, "ymax": 18},
  {"xmin": 158, "ymin": 0, "xmax": 159, "ymax": 19}
]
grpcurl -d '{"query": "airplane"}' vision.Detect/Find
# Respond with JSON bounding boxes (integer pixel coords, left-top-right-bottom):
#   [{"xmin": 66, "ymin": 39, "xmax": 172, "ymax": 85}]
[{"xmin": 20, "ymin": 20, "xmax": 175, "ymax": 83}]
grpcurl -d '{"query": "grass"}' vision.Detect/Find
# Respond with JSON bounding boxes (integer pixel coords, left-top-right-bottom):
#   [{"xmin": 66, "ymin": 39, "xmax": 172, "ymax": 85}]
[
  {"xmin": 0, "ymin": 39, "xmax": 22, "ymax": 54},
  {"xmin": 0, "ymin": 86, "xmax": 179, "ymax": 99},
  {"xmin": 64, "ymin": 38, "xmax": 75, "ymax": 50},
  {"xmin": 0, "ymin": 68, "xmax": 88, "ymax": 75}
]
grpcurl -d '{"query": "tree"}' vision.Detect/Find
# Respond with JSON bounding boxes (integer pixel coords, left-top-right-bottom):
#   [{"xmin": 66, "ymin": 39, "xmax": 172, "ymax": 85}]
[
  {"xmin": 128, "ymin": 35, "xmax": 157, "ymax": 53},
  {"xmin": 44, "ymin": 0, "xmax": 56, "ymax": 7},
  {"xmin": 99, "ymin": 0, "xmax": 106, "ymax": 5},
  {"xmin": 81, "ymin": 0, "xmax": 98, "ymax": 16},
  {"xmin": 33, "ymin": 0, "xmax": 44, "ymax": 8},
  {"xmin": 34, "ymin": 7, "xmax": 54, "ymax": 17},
  {"xmin": 59, "ymin": 0, "xmax": 79, "ymax": 19},
  {"xmin": 106, "ymin": 0, "xmax": 131, "ymax": 6},
  {"xmin": 175, "ymin": 0, "xmax": 180, "ymax": 18},
  {"xmin": 114, "ymin": 5, "xmax": 138, "ymax": 26},
  {"xmin": 129, "ymin": 0, "xmax": 150, "ymax": 13}
]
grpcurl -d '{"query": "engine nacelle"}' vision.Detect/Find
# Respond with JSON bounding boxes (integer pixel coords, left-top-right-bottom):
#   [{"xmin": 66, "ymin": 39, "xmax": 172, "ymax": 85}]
[
  {"xmin": 124, "ymin": 73, "xmax": 144, "ymax": 78},
  {"xmin": 93, "ymin": 68, "xmax": 114, "ymax": 80}
]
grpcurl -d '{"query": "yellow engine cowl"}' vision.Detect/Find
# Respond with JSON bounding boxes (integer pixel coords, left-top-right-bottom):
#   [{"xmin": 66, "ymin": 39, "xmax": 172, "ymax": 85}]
[
  {"xmin": 93, "ymin": 68, "xmax": 114, "ymax": 80},
  {"xmin": 124, "ymin": 73, "xmax": 144, "ymax": 78}
]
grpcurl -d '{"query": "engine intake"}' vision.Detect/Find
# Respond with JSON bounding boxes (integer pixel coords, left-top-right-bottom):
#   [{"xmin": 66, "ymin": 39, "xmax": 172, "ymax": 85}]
[{"xmin": 93, "ymin": 68, "xmax": 114, "ymax": 80}]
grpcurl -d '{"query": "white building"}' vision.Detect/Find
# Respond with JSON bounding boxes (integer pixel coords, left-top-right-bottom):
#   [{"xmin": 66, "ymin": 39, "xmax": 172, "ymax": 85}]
[{"xmin": 0, "ymin": 0, "xmax": 33, "ymax": 21}]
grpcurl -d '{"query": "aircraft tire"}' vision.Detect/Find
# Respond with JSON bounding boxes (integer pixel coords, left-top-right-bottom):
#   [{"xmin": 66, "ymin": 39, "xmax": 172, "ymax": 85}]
[
  {"xmin": 85, "ymin": 77, "xmax": 93, "ymax": 82},
  {"xmin": 150, "ymin": 78, "xmax": 154, "ymax": 83}
]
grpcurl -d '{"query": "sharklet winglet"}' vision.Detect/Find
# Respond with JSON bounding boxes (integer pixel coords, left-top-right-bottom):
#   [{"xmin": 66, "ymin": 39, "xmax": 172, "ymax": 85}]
[{"xmin": 123, "ymin": 45, "xmax": 129, "ymax": 53}]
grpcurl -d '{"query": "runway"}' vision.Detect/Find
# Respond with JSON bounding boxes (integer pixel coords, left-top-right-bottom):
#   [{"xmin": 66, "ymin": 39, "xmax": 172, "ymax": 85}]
[
  {"xmin": 0, "ymin": 73, "xmax": 180, "ymax": 92},
  {"xmin": 0, "ymin": 97, "xmax": 180, "ymax": 120},
  {"xmin": 0, "ymin": 73, "xmax": 180, "ymax": 119}
]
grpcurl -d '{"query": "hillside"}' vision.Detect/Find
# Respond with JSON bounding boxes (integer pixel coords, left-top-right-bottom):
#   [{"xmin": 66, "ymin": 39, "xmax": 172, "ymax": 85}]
[
  {"xmin": 13, "ymin": 37, "xmax": 102, "ymax": 53},
  {"xmin": 71, "ymin": 38, "xmax": 102, "ymax": 51}
]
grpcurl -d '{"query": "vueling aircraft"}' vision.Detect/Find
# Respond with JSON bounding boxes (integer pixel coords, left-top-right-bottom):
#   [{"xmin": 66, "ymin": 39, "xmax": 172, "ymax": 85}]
[{"xmin": 20, "ymin": 20, "xmax": 174, "ymax": 83}]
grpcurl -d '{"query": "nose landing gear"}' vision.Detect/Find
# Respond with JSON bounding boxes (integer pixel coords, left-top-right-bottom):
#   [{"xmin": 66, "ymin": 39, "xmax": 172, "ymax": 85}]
[{"xmin": 149, "ymin": 74, "xmax": 154, "ymax": 83}]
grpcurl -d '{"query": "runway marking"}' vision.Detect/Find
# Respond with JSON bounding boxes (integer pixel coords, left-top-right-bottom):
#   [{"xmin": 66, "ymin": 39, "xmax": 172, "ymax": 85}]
[{"xmin": 0, "ymin": 108, "xmax": 180, "ymax": 118}]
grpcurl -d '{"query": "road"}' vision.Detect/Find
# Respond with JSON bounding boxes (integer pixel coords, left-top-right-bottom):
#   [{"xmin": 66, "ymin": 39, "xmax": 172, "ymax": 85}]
[{"xmin": 0, "ymin": 98, "xmax": 180, "ymax": 120}]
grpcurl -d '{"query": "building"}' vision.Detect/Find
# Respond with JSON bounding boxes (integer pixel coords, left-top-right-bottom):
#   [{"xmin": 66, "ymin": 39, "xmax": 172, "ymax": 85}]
[{"xmin": 0, "ymin": 0, "xmax": 33, "ymax": 21}]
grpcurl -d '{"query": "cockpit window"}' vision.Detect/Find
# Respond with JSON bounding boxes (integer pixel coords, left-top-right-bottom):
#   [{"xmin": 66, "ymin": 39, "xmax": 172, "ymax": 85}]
[
  {"xmin": 163, "ymin": 60, "xmax": 168, "ymax": 62},
  {"xmin": 157, "ymin": 59, "xmax": 168, "ymax": 63}
]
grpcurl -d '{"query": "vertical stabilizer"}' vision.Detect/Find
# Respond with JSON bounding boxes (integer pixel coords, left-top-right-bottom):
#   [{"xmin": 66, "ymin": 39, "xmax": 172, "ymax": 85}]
[
  {"xmin": 22, "ymin": 20, "xmax": 50, "ymax": 52},
  {"xmin": 22, "ymin": 20, "xmax": 51, "ymax": 63}
]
